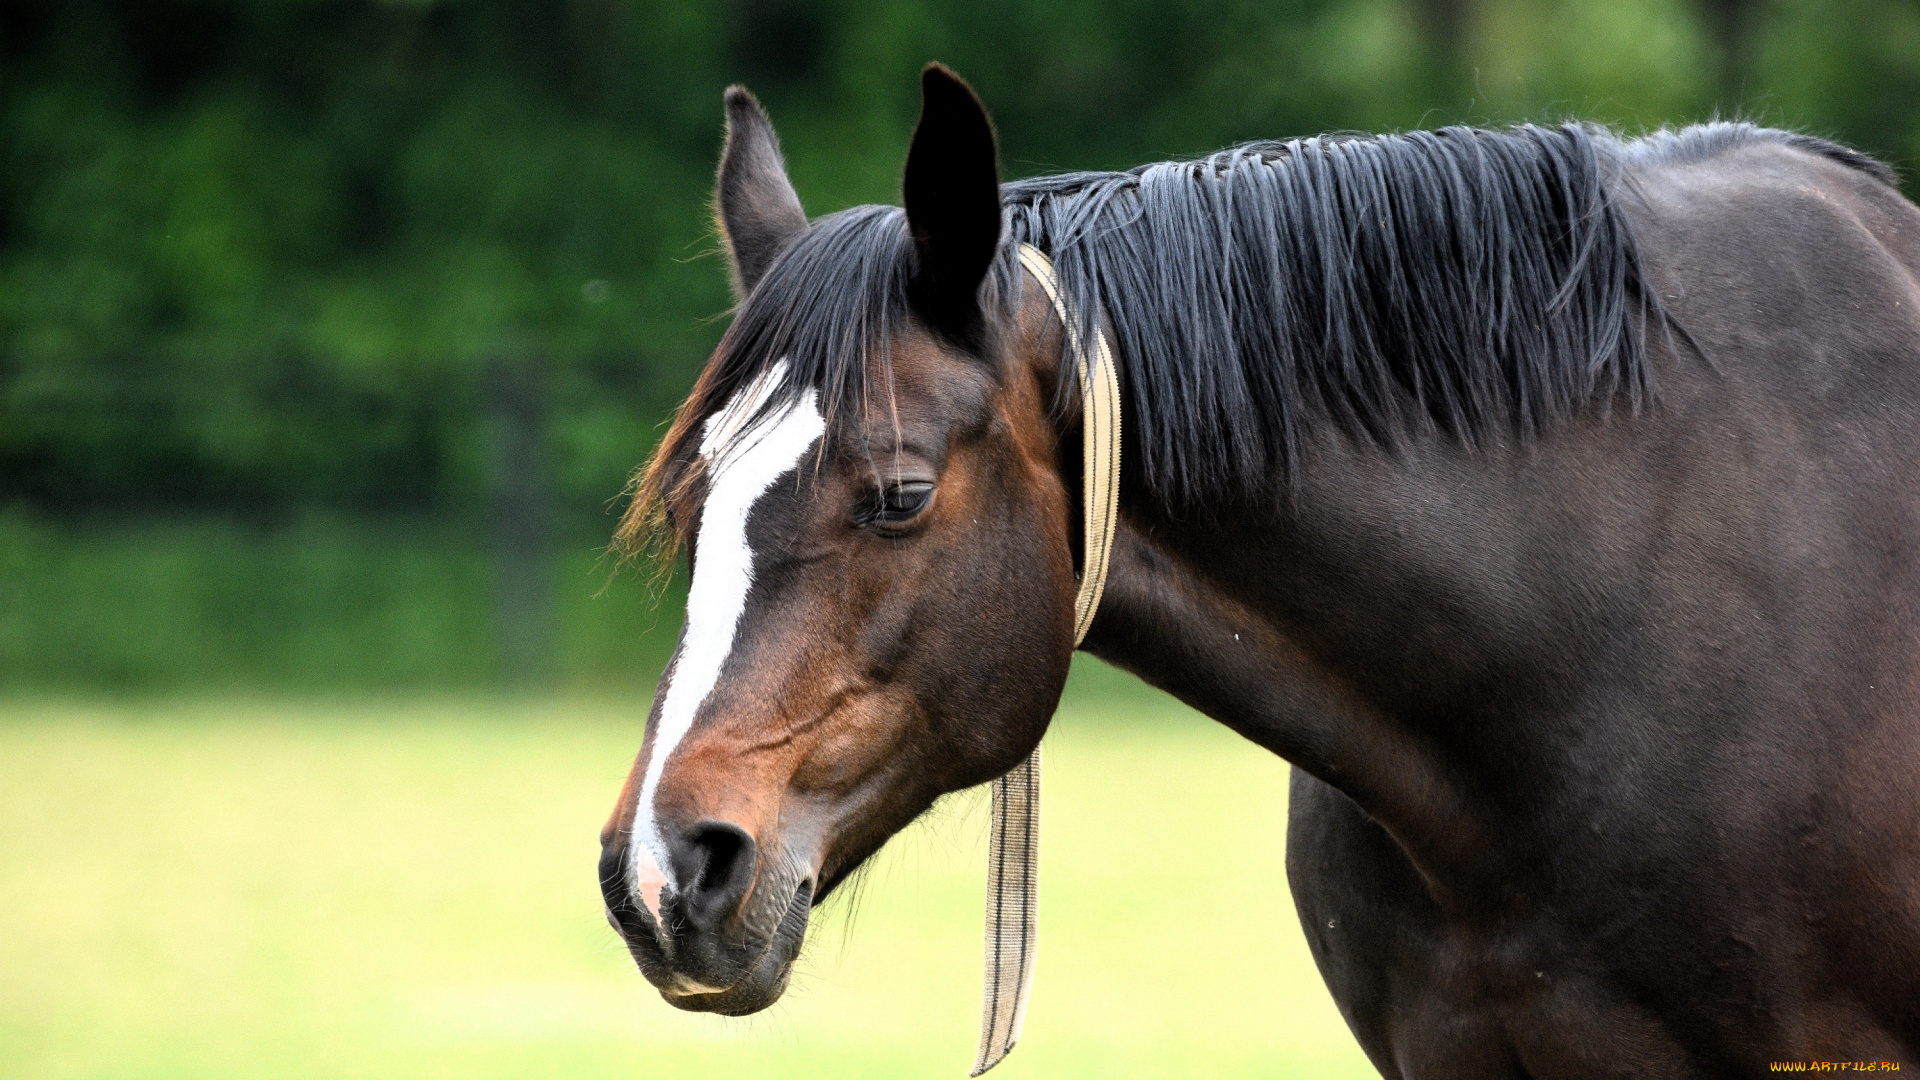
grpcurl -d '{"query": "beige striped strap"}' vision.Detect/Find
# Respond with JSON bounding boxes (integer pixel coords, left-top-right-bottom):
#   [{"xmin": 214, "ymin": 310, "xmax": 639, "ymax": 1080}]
[
  {"xmin": 971, "ymin": 245, "xmax": 1122, "ymax": 1076},
  {"xmin": 975, "ymin": 753, "xmax": 1040, "ymax": 1077},
  {"xmin": 1026, "ymin": 244, "xmax": 1122, "ymax": 648}
]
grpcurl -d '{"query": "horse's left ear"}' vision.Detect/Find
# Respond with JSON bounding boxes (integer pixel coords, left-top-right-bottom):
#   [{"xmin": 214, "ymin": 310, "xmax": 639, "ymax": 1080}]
[{"xmin": 903, "ymin": 64, "xmax": 1002, "ymax": 345}]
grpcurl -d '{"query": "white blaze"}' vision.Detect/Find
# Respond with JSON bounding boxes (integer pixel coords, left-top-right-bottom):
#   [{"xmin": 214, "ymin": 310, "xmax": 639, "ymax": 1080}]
[{"xmin": 630, "ymin": 361, "xmax": 825, "ymax": 921}]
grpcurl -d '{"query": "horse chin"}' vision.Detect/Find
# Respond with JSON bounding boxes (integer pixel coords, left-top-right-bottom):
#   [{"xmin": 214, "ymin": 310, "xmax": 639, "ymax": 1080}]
[{"xmin": 659, "ymin": 960, "xmax": 794, "ymax": 1016}]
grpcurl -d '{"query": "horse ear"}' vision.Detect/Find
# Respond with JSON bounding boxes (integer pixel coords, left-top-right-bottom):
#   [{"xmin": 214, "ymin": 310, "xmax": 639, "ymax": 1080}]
[
  {"xmin": 902, "ymin": 64, "xmax": 1002, "ymax": 344},
  {"xmin": 716, "ymin": 86, "xmax": 808, "ymax": 299}
]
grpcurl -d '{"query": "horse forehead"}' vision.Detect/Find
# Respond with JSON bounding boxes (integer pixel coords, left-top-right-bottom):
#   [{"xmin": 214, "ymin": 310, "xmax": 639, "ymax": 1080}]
[
  {"xmin": 683, "ymin": 344, "xmax": 994, "ymax": 524},
  {"xmin": 894, "ymin": 336, "xmax": 998, "ymax": 413},
  {"xmin": 699, "ymin": 361, "xmax": 810, "ymax": 458},
  {"xmin": 823, "ymin": 364, "xmax": 998, "ymax": 468}
]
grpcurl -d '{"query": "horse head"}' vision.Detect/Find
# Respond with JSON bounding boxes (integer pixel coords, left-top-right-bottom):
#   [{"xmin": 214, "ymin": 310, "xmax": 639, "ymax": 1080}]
[{"xmin": 598, "ymin": 66, "xmax": 1079, "ymax": 1015}]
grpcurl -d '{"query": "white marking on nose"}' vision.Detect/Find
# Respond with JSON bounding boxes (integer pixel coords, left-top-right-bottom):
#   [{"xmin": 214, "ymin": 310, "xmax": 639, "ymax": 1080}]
[{"xmin": 629, "ymin": 361, "xmax": 824, "ymax": 921}]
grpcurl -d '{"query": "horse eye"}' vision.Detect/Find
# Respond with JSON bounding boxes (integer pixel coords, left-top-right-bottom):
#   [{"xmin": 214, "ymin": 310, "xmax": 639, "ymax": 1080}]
[{"xmin": 866, "ymin": 481, "xmax": 934, "ymax": 526}]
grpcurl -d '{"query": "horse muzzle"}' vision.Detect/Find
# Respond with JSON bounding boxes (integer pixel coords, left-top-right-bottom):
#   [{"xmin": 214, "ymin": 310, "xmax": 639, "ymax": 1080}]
[{"xmin": 599, "ymin": 825, "xmax": 815, "ymax": 1016}]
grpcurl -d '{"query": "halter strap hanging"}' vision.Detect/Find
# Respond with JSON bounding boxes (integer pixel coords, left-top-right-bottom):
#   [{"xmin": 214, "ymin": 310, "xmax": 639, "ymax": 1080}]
[{"xmin": 971, "ymin": 244, "xmax": 1122, "ymax": 1076}]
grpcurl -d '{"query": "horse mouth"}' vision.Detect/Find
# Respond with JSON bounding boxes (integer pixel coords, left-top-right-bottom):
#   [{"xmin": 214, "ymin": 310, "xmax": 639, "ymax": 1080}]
[{"xmin": 655, "ymin": 879, "xmax": 815, "ymax": 1015}]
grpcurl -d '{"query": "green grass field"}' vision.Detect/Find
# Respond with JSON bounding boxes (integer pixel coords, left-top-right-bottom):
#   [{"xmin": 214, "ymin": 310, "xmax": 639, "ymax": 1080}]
[{"xmin": 0, "ymin": 662, "xmax": 1376, "ymax": 1079}]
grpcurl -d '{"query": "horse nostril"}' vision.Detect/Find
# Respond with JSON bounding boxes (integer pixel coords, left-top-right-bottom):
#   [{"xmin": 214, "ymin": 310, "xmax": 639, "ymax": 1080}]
[
  {"xmin": 691, "ymin": 826, "xmax": 747, "ymax": 894},
  {"xmin": 671, "ymin": 821, "xmax": 758, "ymax": 932}
]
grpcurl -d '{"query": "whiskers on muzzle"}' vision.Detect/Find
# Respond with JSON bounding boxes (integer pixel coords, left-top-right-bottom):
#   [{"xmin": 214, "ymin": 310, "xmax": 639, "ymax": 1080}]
[{"xmin": 599, "ymin": 839, "xmax": 673, "ymax": 978}]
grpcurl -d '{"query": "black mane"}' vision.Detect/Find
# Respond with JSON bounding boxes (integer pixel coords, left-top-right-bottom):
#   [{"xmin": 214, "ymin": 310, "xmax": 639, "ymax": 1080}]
[
  {"xmin": 644, "ymin": 122, "xmax": 1883, "ymax": 520},
  {"xmin": 1000, "ymin": 123, "xmax": 1652, "ymax": 503}
]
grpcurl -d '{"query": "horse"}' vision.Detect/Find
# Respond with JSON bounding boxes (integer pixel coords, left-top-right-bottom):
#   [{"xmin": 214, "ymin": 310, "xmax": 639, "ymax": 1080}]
[{"xmin": 599, "ymin": 64, "xmax": 1920, "ymax": 1075}]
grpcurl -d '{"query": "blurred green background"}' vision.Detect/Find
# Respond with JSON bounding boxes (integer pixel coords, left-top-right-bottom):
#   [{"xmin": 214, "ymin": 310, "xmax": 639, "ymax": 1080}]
[
  {"xmin": 0, "ymin": 669, "xmax": 1392, "ymax": 1080},
  {"xmin": 1, "ymin": 2, "xmax": 1917, "ymax": 1077}
]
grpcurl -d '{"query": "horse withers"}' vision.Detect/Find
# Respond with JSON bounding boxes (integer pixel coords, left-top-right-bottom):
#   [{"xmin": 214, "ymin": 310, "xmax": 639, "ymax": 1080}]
[{"xmin": 600, "ymin": 65, "xmax": 1920, "ymax": 1074}]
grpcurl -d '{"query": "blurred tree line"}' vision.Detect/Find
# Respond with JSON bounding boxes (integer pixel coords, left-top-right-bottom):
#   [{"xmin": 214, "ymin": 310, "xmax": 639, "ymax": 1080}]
[{"xmin": 0, "ymin": 0, "xmax": 1916, "ymax": 688}]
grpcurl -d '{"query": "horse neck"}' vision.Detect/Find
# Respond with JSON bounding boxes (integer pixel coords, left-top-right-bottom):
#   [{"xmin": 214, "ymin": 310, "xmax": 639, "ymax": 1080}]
[{"xmin": 1078, "ymin": 424, "xmax": 1616, "ymax": 898}]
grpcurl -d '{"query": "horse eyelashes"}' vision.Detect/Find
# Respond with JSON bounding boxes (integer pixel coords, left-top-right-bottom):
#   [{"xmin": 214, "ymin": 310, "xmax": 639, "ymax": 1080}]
[{"xmin": 858, "ymin": 482, "xmax": 935, "ymax": 527}]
